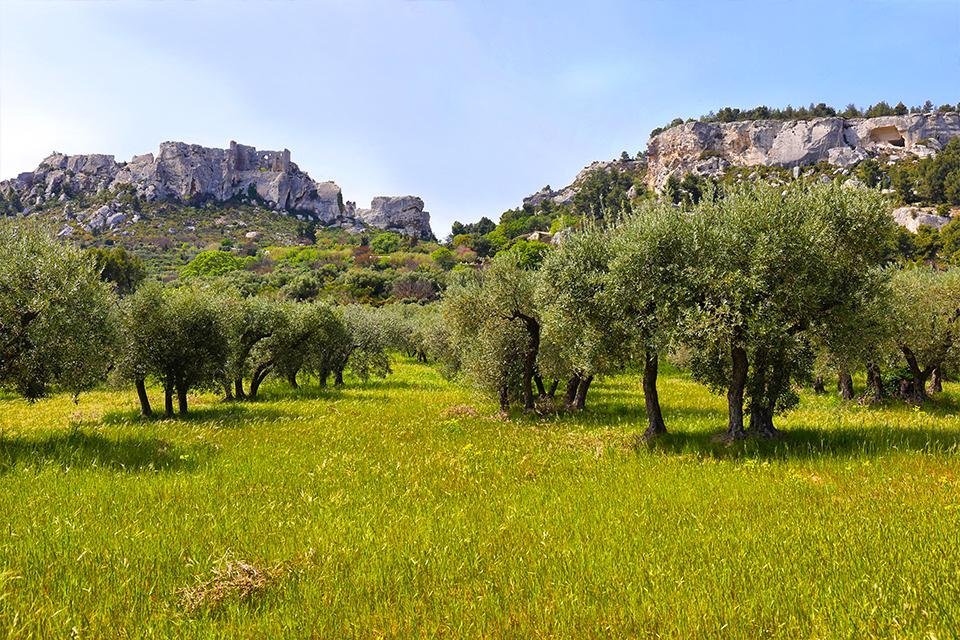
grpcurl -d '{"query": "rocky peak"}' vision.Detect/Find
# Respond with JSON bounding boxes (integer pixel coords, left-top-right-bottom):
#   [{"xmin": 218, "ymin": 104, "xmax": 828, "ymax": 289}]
[{"xmin": 1, "ymin": 141, "xmax": 434, "ymax": 239}]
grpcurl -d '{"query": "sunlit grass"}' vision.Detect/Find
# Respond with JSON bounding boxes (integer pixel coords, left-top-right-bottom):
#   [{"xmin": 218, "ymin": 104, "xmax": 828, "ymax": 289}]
[{"xmin": 1, "ymin": 360, "xmax": 958, "ymax": 638}]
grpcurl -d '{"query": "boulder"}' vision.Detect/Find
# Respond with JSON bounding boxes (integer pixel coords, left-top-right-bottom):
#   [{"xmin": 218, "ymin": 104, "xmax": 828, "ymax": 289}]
[{"xmin": 892, "ymin": 206, "xmax": 952, "ymax": 233}]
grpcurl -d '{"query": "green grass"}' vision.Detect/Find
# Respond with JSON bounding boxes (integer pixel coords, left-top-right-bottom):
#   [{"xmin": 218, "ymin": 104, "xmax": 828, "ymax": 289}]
[{"xmin": 1, "ymin": 361, "xmax": 959, "ymax": 638}]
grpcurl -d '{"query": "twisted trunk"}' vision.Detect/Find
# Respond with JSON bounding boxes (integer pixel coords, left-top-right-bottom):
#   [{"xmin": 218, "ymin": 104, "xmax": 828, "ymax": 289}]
[
  {"xmin": 248, "ymin": 361, "xmax": 273, "ymax": 399},
  {"xmin": 573, "ymin": 375, "xmax": 593, "ymax": 411},
  {"xmin": 234, "ymin": 378, "xmax": 246, "ymax": 400},
  {"xmin": 901, "ymin": 346, "xmax": 931, "ymax": 403}
]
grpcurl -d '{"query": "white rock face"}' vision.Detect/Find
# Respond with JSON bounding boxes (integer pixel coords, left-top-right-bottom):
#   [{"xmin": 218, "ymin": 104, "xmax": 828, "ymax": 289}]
[
  {"xmin": 646, "ymin": 112, "xmax": 960, "ymax": 190},
  {"xmin": 356, "ymin": 196, "xmax": 434, "ymax": 240},
  {"xmin": 1, "ymin": 141, "xmax": 434, "ymax": 238},
  {"xmin": 892, "ymin": 206, "xmax": 952, "ymax": 232}
]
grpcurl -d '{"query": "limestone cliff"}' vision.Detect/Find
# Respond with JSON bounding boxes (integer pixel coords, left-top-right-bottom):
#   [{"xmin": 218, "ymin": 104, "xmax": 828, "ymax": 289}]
[{"xmin": 646, "ymin": 112, "xmax": 960, "ymax": 189}]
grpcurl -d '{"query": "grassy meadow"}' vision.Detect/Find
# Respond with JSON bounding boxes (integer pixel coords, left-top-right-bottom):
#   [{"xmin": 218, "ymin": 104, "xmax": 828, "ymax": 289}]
[{"xmin": 1, "ymin": 359, "xmax": 959, "ymax": 638}]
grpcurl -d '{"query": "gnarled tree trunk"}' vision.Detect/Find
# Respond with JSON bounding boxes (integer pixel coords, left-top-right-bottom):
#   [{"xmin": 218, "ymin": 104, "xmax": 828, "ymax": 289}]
[
  {"xmin": 901, "ymin": 346, "xmax": 930, "ymax": 404},
  {"xmin": 573, "ymin": 375, "xmax": 593, "ymax": 411}
]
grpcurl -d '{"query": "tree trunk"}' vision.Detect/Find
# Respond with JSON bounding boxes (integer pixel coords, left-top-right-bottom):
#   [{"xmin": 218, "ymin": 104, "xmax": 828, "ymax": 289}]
[
  {"xmin": 518, "ymin": 315, "xmax": 540, "ymax": 412},
  {"xmin": 335, "ymin": 367, "xmax": 344, "ymax": 386},
  {"xmin": 164, "ymin": 384, "xmax": 174, "ymax": 418},
  {"xmin": 534, "ymin": 373, "xmax": 546, "ymax": 398},
  {"xmin": 234, "ymin": 377, "xmax": 246, "ymax": 400},
  {"xmin": 573, "ymin": 375, "xmax": 593, "ymax": 411},
  {"xmin": 546, "ymin": 379, "xmax": 559, "ymax": 399},
  {"xmin": 726, "ymin": 343, "xmax": 748, "ymax": 440},
  {"xmin": 865, "ymin": 361, "xmax": 884, "ymax": 404},
  {"xmin": 176, "ymin": 385, "xmax": 188, "ymax": 415},
  {"xmin": 564, "ymin": 375, "xmax": 580, "ymax": 409},
  {"xmin": 249, "ymin": 363, "xmax": 272, "ymax": 399},
  {"xmin": 813, "ymin": 376, "xmax": 825, "ymax": 394},
  {"xmin": 223, "ymin": 380, "xmax": 234, "ymax": 402},
  {"xmin": 135, "ymin": 378, "xmax": 152, "ymax": 417},
  {"xmin": 319, "ymin": 368, "xmax": 329, "ymax": 388},
  {"xmin": 287, "ymin": 372, "xmax": 298, "ymax": 389},
  {"xmin": 930, "ymin": 366, "xmax": 943, "ymax": 394},
  {"xmin": 642, "ymin": 349, "xmax": 666, "ymax": 438},
  {"xmin": 498, "ymin": 383, "xmax": 510, "ymax": 412},
  {"xmin": 901, "ymin": 347, "xmax": 929, "ymax": 403},
  {"xmin": 838, "ymin": 370, "xmax": 854, "ymax": 400}
]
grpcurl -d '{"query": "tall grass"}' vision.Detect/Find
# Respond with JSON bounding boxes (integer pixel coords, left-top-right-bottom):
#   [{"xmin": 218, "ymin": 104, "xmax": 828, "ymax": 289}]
[{"xmin": 1, "ymin": 361, "xmax": 958, "ymax": 638}]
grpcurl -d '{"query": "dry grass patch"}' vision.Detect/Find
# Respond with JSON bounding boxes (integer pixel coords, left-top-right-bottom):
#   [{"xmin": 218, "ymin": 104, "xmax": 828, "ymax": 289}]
[{"xmin": 177, "ymin": 555, "xmax": 292, "ymax": 614}]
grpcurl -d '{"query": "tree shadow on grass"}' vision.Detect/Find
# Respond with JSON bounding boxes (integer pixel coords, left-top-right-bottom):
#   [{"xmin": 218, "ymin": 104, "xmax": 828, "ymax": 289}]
[
  {"xmin": 100, "ymin": 403, "xmax": 283, "ymax": 428},
  {"xmin": 0, "ymin": 430, "xmax": 215, "ymax": 474},
  {"xmin": 643, "ymin": 424, "xmax": 960, "ymax": 461}
]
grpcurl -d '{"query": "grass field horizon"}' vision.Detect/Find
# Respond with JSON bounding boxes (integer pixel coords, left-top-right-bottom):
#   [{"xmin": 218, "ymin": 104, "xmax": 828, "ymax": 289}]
[{"xmin": 2, "ymin": 359, "xmax": 959, "ymax": 638}]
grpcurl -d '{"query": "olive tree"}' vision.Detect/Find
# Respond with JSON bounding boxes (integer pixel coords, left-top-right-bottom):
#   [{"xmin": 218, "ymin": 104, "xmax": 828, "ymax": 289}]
[
  {"xmin": 538, "ymin": 224, "xmax": 624, "ymax": 412},
  {"xmin": 605, "ymin": 202, "xmax": 691, "ymax": 436},
  {"xmin": 222, "ymin": 296, "xmax": 287, "ymax": 400},
  {"xmin": 440, "ymin": 266, "xmax": 530, "ymax": 412},
  {"xmin": 0, "ymin": 223, "xmax": 116, "ymax": 400},
  {"xmin": 680, "ymin": 183, "xmax": 894, "ymax": 439},
  {"xmin": 119, "ymin": 284, "xmax": 229, "ymax": 416},
  {"xmin": 887, "ymin": 267, "xmax": 960, "ymax": 403}
]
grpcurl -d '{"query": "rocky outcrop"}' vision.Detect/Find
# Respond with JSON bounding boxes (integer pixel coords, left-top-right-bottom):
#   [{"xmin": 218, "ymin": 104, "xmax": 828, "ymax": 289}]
[
  {"xmin": 646, "ymin": 112, "xmax": 960, "ymax": 190},
  {"xmin": 356, "ymin": 196, "xmax": 434, "ymax": 240},
  {"xmin": 523, "ymin": 158, "xmax": 645, "ymax": 208},
  {"xmin": 1, "ymin": 141, "xmax": 434, "ymax": 238}
]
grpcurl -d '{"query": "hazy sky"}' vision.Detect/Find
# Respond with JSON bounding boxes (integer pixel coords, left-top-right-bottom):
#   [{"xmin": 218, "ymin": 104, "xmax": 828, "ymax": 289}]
[{"xmin": 1, "ymin": 1, "xmax": 958, "ymax": 236}]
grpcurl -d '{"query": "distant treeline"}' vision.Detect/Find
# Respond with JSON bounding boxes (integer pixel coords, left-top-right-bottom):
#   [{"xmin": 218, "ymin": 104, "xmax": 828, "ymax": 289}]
[{"xmin": 651, "ymin": 100, "xmax": 960, "ymax": 137}]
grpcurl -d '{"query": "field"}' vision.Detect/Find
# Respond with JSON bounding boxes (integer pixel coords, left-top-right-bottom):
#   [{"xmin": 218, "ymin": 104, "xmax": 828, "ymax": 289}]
[{"xmin": 1, "ymin": 360, "xmax": 959, "ymax": 638}]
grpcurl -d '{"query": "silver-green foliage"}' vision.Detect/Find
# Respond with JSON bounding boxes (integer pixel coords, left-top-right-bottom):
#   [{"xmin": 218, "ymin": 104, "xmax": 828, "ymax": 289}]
[{"xmin": 0, "ymin": 223, "xmax": 116, "ymax": 399}]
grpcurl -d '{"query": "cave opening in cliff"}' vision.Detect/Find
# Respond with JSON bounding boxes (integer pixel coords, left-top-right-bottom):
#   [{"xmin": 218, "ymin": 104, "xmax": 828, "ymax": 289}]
[{"xmin": 869, "ymin": 125, "xmax": 905, "ymax": 147}]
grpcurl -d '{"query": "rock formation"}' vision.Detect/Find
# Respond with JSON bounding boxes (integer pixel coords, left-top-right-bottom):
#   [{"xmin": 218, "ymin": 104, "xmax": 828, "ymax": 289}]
[
  {"xmin": 355, "ymin": 196, "xmax": 434, "ymax": 240},
  {"xmin": 646, "ymin": 112, "xmax": 960, "ymax": 190},
  {"xmin": 1, "ymin": 141, "xmax": 434, "ymax": 238}
]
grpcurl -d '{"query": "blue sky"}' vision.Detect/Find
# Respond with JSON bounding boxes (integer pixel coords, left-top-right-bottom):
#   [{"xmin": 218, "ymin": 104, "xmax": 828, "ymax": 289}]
[{"xmin": 1, "ymin": 1, "xmax": 958, "ymax": 236}]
